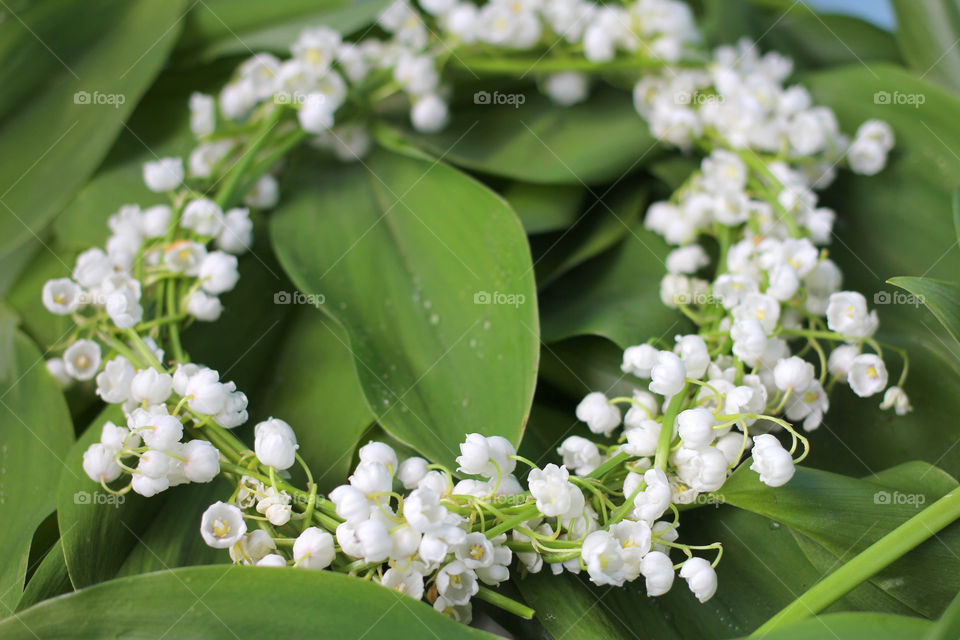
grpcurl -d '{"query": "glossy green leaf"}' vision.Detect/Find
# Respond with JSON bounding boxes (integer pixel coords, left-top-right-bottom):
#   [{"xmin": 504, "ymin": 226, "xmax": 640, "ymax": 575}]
[
  {"xmin": 271, "ymin": 149, "xmax": 538, "ymax": 468},
  {"xmin": 538, "ymin": 336, "xmax": 639, "ymax": 401},
  {"xmin": 926, "ymin": 587, "xmax": 960, "ymax": 640},
  {"xmin": 0, "ymin": 0, "xmax": 188, "ymax": 257},
  {"xmin": 534, "ymin": 184, "xmax": 647, "ymax": 288},
  {"xmin": 0, "ymin": 332, "xmax": 73, "ymax": 611},
  {"xmin": 737, "ymin": 612, "xmax": 929, "ymax": 640},
  {"xmin": 15, "ymin": 540, "xmax": 72, "ymax": 612},
  {"xmin": 539, "ymin": 221, "xmax": 685, "ymax": 348},
  {"xmin": 503, "ymin": 182, "xmax": 584, "ymax": 234},
  {"xmin": 800, "ymin": 63, "xmax": 960, "ymax": 478},
  {"xmin": 256, "ymin": 310, "xmax": 375, "ymax": 492},
  {"xmin": 179, "ymin": 0, "xmax": 390, "ymax": 61},
  {"xmin": 891, "ymin": 0, "xmax": 960, "ymax": 94},
  {"xmin": 720, "ymin": 462, "xmax": 960, "ymax": 618},
  {"xmin": 404, "ymin": 87, "xmax": 661, "ymax": 184},
  {"xmin": 889, "ymin": 277, "xmax": 960, "ymax": 349},
  {"xmin": 0, "ymin": 566, "xmax": 497, "ymax": 639}
]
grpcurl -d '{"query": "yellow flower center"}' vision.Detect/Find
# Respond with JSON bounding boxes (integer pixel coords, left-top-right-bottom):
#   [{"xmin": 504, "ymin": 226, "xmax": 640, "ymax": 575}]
[{"xmin": 212, "ymin": 517, "xmax": 231, "ymax": 539}]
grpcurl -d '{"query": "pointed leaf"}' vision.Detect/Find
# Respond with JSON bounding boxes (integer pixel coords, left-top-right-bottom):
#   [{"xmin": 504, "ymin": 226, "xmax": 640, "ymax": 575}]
[
  {"xmin": 0, "ymin": 566, "xmax": 497, "ymax": 639},
  {"xmin": 0, "ymin": 332, "xmax": 73, "ymax": 610},
  {"xmin": 271, "ymin": 149, "xmax": 538, "ymax": 467}
]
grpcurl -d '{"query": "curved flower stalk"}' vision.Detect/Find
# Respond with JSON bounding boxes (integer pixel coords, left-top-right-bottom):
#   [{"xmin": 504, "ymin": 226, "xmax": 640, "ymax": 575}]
[{"xmin": 37, "ymin": 0, "xmax": 908, "ymax": 625}]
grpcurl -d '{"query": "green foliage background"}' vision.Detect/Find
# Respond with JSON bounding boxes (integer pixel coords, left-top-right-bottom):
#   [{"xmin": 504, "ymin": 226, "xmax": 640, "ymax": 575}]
[{"xmin": 2, "ymin": 0, "xmax": 960, "ymax": 637}]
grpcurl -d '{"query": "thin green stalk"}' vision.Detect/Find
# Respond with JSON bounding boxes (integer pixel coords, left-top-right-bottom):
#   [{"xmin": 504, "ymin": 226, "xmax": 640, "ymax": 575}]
[
  {"xmin": 474, "ymin": 586, "xmax": 535, "ymax": 620},
  {"xmin": 215, "ymin": 106, "xmax": 285, "ymax": 209},
  {"xmin": 451, "ymin": 54, "xmax": 695, "ymax": 75},
  {"xmin": 655, "ymin": 383, "xmax": 689, "ymax": 470},
  {"xmin": 586, "ymin": 452, "xmax": 630, "ymax": 480},
  {"xmin": 753, "ymin": 489, "xmax": 960, "ymax": 636},
  {"xmin": 485, "ymin": 503, "xmax": 539, "ymax": 539}
]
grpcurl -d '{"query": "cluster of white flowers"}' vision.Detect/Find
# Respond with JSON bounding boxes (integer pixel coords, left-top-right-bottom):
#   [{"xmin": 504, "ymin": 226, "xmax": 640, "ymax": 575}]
[
  {"xmin": 189, "ymin": 0, "xmax": 705, "ymax": 149},
  {"xmin": 40, "ymin": 0, "xmax": 913, "ymax": 624},
  {"xmin": 41, "ymin": 167, "xmax": 251, "ymax": 347},
  {"xmin": 633, "ymin": 37, "xmax": 892, "ymax": 178},
  {"xmin": 199, "ymin": 432, "xmax": 721, "ymax": 616},
  {"xmin": 78, "ymin": 351, "xmax": 254, "ymax": 497},
  {"xmin": 564, "ymin": 4, "xmax": 907, "ymax": 608}
]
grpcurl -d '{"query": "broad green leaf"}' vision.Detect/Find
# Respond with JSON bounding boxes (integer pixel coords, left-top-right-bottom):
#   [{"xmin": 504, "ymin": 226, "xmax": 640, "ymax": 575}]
[
  {"xmin": 15, "ymin": 541, "xmax": 72, "ymax": 612},
  {"xmin": 0, "ymin": 0, "xmax": 188, "ymax": 257},
  {"xmin": 648, "ymin": 155, "xmax": 698, "ymax": 191},
  {"xmin": 720, "ymin": 462, "xmax": 960, "ymax": 618},
  {"xmin": 889, "ymin": 277, "xmax": 960, "ymax": 349},
  {"xmin": 891, "ymin": 0, "xmax": 960, "ymax": 94},
  {"xmin": 0, "ymin": 566, "xmax": 497, "ymax": 639},
  {"xmin": 178, "ymin": 0, "xmax": 390, "ymax": 61},
  {"xmin": 271, "ymin": 149, "xmax": 538, "ymax": 468},
  {"xmin": 802, "ymin": 64, "xmax": 960, "ymax": 478},
  {"xmin": 954, "ymin": 188, "xmax": 960, "ymax": 245},
  {"xmin": 0, "ymin": 240, "xmax": 40, "ymax": 298},
  {"xmin": 503, "ymin": 182, "xmax": 584, "ymax": 234},
  {"xmin": 538, "ymin": 336, "xmax": 639, "ymax": 401},
  {"xmin": 926, "ymin": 587, "xmax": 960, "ymax": 640},
  {"xmin": 0, "ymin": 332, "xmax": 73, "ymax": 611},
  {"xmin": 539, "ymin": 222, "xmax": 684, "ymax": 348},
  {"xmin": 256, "ymin": 310, "xmax": 375, "ymax": 492},
  {"xmin": 533, "ymin": 184, "xmax": 647, "ymax": 287},
  {"xmin": 736, "ymin": 612, "xmax": 929, "ymax": 640},
  {"xmin": 404, "ymin": 87, "xmax": 661, "ymax": 184},
  {"xmin": 6, "ymin": 242, "xmax": 82, "ymax": 351},
  {"xmin": 53, "ymin": 59, "xmax": 237, "ymax": 251}
]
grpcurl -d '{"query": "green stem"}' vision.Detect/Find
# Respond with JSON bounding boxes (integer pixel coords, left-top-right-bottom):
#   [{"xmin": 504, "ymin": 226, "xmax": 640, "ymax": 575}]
[
  {"xmin": 752, "ymin": 489, "xmax": 960, "ymax": 636},
  {"xmin": 484, "ymin": 503, "xmax": 539, "ymax": 539},
  {"xmin": 166, "ymin": 281, "xmax": 186, "ymax": 363},
  {"xmin": 586, "ymin": 452, "xmax": 631, "ymax": 480},
  {"xmin": 215, "ymin": 106, "xmax": 285, "ymax": 209},
  {"xmin": 451, "ymin": 54, "xmax": 694, "ymax": 75},
  {"xmin": 655, "ymin": 384, "xmax": 689, "ymax": 470},
  {"xmin": 474, "ymin": 586, "xmax": 535, "ymax": 620},
  {"xmin": 237, "ymin": 127, "xmax": 309, "ymax": 195},
  {"xmin": 124, "ymin": 329, "xmax": 164, "ymax": 370}
]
